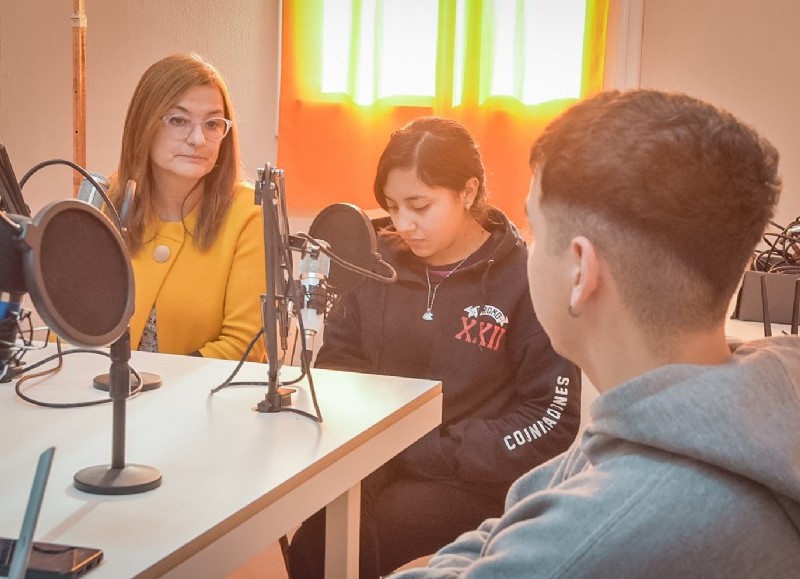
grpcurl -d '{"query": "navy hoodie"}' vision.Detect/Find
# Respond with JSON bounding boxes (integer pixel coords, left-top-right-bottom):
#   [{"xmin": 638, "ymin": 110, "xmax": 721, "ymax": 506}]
[{"xmin": 316, "ymin": 208, "xmax": 581, "ymax": 494}]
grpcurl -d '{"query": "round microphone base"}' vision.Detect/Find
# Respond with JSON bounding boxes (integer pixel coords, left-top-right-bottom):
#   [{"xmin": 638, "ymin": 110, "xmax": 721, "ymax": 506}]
[
  {"xmin": 74, "ymin": 464, "xmax": 162, "ymax": 495},
  {"xmin": 93, "ymin": 371, "xmax": 162, "ymax": 392}
]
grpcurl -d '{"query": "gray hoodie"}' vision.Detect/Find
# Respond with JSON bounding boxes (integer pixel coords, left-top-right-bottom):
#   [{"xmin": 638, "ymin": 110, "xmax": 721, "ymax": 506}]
[{"xmin": 393, "ymin": 337, "xmax": 800, "ymax": 578}]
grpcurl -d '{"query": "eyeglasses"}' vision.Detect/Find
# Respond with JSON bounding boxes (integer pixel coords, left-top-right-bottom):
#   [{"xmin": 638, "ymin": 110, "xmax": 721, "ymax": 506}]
[{"xmin": 160, "ymin": 114, "xmax": 233, "ymax": 142}]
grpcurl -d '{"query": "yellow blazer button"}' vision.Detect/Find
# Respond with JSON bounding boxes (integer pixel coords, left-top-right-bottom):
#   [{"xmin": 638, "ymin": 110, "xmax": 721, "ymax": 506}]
[{"xmin": 153, "ymin": 244, "xmax": 171, "ymax": 263}]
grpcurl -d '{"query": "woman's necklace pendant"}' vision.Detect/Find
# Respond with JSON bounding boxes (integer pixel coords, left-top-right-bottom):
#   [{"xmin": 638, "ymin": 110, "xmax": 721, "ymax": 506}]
[{"xmin": 421, "ymin": 229, "xmax": 488, "ymax": 324}]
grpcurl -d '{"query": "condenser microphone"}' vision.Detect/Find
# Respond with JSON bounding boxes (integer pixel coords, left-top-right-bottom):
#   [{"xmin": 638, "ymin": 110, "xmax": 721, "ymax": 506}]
[
  {"xmin": 0, "ymin": 291, "xmax": 23, "ymax": 320},
  {"xmin": 1, "ymin": 212, "xmax": 29, "ymax": 382},
  {"xmin": 0, "ymin": 291, "xmax": 24, "ymax": 382},
  {"xmin": 76, "ymin": 173, "xmax": 109, "ymax": 210},
  {"xmin": 299, "ymin": 241, "xmax": 331, "ymax": 353}
]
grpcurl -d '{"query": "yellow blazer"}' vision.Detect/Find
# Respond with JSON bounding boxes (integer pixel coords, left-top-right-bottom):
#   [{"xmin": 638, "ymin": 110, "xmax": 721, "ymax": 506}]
[{"xmin": 129, "ymin": 183, "xmax": 266, "ymax": 362}]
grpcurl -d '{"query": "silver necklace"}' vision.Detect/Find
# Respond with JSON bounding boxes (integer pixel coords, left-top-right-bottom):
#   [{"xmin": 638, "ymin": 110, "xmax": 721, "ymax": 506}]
[
  {"xmin": 423, "ymin": 259, "xmax": 469, "ymax": 321},
  {"xmin": 423, "ymin": 243, "xmax": 481, "ymax": 322}
]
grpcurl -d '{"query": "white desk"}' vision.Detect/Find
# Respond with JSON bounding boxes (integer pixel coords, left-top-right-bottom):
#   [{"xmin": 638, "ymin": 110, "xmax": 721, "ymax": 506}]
[
  {"xmin": 725, "ymin": 316, "xmax": 786, "ymax": 341},
  {"xmin": 0, "ymin": 347, "xmax": 442, "ymax": 578}
]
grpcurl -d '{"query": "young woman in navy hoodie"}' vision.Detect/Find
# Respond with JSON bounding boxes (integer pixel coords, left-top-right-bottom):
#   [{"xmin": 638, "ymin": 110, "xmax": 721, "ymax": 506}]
[{"xmin": 288, "ymin": 116, "xmax": 581, "ymax": 578}]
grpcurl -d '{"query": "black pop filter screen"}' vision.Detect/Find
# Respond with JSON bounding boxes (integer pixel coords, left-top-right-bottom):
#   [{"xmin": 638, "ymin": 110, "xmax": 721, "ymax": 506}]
[
  {"xmin": 308, "ymin": 203, "xmax": 379, "ymax": 296},
  {"xmin": 19, "ymin": 200, "xmax": 133, "ymax": 347}
]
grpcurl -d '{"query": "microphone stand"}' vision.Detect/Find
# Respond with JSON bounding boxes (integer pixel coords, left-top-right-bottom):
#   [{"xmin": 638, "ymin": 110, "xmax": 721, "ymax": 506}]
[
  {"xmin": 255, "ymin": 164, "xmax": 294, "ymax": 413},
  {"xmin": 74, "ymin": 180, "xmax": 161, "ymax": 495},
  {"xmin": 73, "ymin": 329, "xmax": 162, "ymax": 494}
]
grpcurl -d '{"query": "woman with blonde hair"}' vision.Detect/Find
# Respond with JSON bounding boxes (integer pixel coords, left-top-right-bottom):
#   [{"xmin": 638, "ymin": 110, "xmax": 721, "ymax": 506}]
[{"xmin": 107, "ymin": 53, "xmax": 265, "ymax": 361}]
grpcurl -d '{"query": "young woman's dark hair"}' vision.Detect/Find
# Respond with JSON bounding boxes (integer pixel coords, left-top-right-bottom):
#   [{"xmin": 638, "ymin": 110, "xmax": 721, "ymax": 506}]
[{"xmin": 374, "ymin": 116, "xmax": 494, "ymax": 227}]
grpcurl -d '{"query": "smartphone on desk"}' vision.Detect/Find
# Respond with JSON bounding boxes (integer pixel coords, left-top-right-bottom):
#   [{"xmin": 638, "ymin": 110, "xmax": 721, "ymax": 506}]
[{"xmin": 0, "ymin": 538, "xmax": 103, "ymax": 578}]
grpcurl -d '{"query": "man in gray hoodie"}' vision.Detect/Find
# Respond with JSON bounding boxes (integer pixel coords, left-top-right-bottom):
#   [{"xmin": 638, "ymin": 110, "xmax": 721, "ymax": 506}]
[{"xmin": 392, "ymin": 89, "xmax": 799, "ymax": 577}]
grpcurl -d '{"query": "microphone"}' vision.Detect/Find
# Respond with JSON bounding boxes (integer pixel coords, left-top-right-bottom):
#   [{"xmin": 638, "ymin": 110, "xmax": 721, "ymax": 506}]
[
  {"xmin": 1, "ymin": 211, "xmax": 30, "ymax": 382},
  {"xmin": 0, "ymin": 291, "xmax": 23, "ymax": 320},
  {"xmin": 0, "ymin": 291, "xmax": 24, "ymax": 382},
  {"xmin": 288, "ymin": 204, "xmax": 396, "ymax": 363},
  {"xmin": 299, "ymin": 240, "xmax": 331, "ymax": 353},
  {"xmin": 76, "ymin": 172, "xmax": 109, "ymax": 210}
]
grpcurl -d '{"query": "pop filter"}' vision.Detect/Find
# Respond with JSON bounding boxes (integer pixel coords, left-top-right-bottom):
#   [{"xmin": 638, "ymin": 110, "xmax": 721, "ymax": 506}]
[
  {"xmin": 15, "ymin": 199, "xmax": 133, "ymax": 348},
  {"xmin": 307, "ymin": 203, "xmax": 381, "ymax": 296},
  {"xmin": 5, "ymin": 165, "xmax": 158, "ymax": 495}
]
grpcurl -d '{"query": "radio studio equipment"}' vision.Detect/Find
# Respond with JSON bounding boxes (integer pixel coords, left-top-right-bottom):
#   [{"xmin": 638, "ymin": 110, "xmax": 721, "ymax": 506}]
[
  {"xmin": 1, "ymin": 148, "xmax": 161, "ymax": 495},
  {"xmin": 210, "ymin": 163, "xmax": 396, "ymax": 421},
  {"xmin": 733, "ymin": 218, "xmax": 800, "ymax": 335}
]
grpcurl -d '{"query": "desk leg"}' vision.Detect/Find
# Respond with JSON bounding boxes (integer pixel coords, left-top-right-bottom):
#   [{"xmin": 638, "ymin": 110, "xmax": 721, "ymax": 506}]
[{"xmin": 324, "ymin": 481, "xmax": 361, "ymax": 579}]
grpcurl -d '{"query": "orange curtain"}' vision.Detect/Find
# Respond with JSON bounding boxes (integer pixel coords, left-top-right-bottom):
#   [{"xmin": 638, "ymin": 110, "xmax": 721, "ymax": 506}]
[{"xmin": 277, "ymin": 1, "xmax": 608, "ymax": 232}]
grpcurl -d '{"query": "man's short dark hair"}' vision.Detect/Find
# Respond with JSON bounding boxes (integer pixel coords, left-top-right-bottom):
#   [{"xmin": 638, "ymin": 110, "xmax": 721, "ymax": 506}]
[{"xmin": 530, "ymin": 89, "xmax": 781, "ymax": 330}]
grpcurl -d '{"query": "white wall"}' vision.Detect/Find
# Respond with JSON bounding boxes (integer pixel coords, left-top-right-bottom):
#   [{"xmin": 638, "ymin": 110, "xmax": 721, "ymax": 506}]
[
  {"xmin": 639, "ymin": 0, "xmax": 800, "ymax": 227},
  {"xmin": 579, "ymin": 0, "xmax": 800, "ymax": 425},
  {"xmin": 0, "ymin": 0, "xmax": 280, "ymax": 215},
  {"xmin": 2, "ymin": 0, "xmax": 798, "ymax": 224}
]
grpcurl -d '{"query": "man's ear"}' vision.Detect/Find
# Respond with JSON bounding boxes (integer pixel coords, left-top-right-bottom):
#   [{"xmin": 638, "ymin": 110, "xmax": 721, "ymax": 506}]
[{"xmin": 568, "ymin": 236, "xmax": 599, "ymax": 315}]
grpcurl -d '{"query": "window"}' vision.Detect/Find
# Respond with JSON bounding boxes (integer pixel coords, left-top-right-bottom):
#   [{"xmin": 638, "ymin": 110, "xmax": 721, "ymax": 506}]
[
  {"xmin": 316, "ymin": 0, "xmax": 590, "ymax": 107},
  {"xmin": 278, "ymin": 0, "xmax": 609, "ymax": 228}
]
